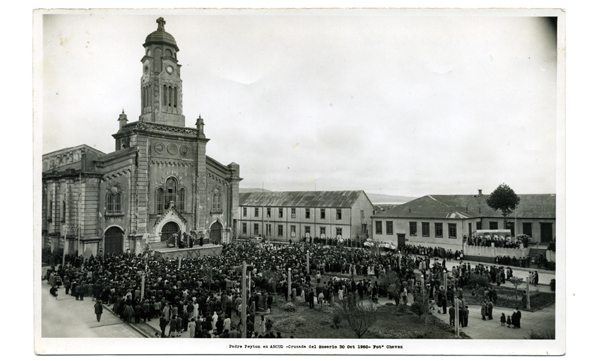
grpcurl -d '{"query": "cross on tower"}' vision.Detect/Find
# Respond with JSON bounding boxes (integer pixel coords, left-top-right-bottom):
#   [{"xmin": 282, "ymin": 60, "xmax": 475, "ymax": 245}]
[{"xmin": 156, "ymin": 17, "xmax": 166, "ymax": 31}]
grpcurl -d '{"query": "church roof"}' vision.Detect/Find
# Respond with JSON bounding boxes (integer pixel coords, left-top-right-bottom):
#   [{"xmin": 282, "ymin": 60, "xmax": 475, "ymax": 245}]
[
  {"xmin": 144, "ymin": 17, "xmax": 179, "ymax": 51},
  {"xmin": 372, "ymin": 193, "xmax": 556, "ymax": 220},
  {"xmin": 239, "ymin": 191, "xmax": 370, "ymax": 209}
]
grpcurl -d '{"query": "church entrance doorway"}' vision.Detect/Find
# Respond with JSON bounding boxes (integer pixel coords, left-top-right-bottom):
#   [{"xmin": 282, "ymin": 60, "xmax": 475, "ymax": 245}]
[
  {"xmin": 210, "ymin": 221, "xmax": 222, "ymax": 244},
  {"xmin": 161, "ymin": 222, "xmax": 180, "ymax": 246},
  {"xmin": 104, "ymin": 227, "xmax": 124, "ymax": 255}
]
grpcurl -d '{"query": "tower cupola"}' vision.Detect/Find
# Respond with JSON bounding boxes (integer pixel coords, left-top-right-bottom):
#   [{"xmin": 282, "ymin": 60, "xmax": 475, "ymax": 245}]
[{"xmin": 139, "ymin": 17, "xmax": 185, "ymax": 127}]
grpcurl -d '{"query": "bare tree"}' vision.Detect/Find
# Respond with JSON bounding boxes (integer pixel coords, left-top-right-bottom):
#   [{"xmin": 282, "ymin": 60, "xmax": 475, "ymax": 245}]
[
  {"xmin": 336, "ymin": 294, "xmax": 378, "ymax": 338},
  {"xmin": 508, "ymin": 277, "xmax": 524, "ymax": 308}
]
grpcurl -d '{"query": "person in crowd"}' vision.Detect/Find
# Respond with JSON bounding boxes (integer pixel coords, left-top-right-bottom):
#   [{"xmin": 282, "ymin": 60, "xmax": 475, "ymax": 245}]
[{"xmin": 94, "ymin": 299, "xmax": 103, "ymax": 322}]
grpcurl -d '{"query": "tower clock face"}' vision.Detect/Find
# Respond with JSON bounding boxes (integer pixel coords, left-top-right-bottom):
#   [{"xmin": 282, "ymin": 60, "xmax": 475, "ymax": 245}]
[{"xmin": 166, "ymin": 66, "xmax": 174, "ymax": 74}]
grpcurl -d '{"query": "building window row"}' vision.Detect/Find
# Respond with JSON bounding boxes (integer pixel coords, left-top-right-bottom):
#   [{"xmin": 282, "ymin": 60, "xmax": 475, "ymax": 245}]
[{"xmin": 243, "ymin": 207, "xmax": 346, "ymax": 221}]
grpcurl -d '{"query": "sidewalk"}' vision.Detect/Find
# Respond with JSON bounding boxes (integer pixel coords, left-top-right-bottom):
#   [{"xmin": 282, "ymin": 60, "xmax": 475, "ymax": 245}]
[{"xmin": 429, "ymin": 303, "xmax": 555, "ymax": 339}]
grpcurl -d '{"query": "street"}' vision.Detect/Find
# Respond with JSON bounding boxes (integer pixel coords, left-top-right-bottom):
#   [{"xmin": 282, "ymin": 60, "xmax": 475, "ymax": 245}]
[{"xmin": 41, "ymin": 280, "xmax": 143, "ymax": 338}]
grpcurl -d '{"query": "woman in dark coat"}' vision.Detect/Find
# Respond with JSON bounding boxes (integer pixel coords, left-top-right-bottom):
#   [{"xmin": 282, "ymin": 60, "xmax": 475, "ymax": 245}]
[
  {"xmin": 481, "ymin": 301, "xmax": 487, "ymax": 320},
  {"xmin": 486, "ymin": 300, "xmax": 494, "ymax": 320}
]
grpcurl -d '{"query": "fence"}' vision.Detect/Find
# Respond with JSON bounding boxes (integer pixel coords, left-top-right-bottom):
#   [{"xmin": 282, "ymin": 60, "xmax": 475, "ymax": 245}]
[{"xmin": 463, "ymin": 244, "xmax": 530, "ymax": 259}]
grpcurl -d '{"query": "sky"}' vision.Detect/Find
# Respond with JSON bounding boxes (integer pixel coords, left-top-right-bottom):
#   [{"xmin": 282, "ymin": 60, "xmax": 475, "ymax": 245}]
[{"xmin": 39, "ymin": 9, "xmax": 559, "ymax": 197}]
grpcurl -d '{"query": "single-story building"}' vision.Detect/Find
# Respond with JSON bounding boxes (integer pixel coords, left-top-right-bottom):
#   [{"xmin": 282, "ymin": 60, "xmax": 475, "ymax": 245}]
[{"xmin": 371, "ymin": 190, "xmax": 555, "ymax": 252}]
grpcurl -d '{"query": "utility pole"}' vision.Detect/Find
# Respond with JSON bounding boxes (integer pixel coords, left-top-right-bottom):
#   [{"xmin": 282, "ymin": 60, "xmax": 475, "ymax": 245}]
[
  {"xmin": 526, "ymin": 275, "xmax": 531, "ymax": 310},
  {"xmin": 306, "ymin": 251, "xmax": 310, "ymax": 275},
  {"xmin": 287, "ymin": 268, "xmax": 292, "ymax": 301},
  {"xmin": 62, "ymin": 224, "xmax": 67, "ymax": 267},
  {"xmin": 444, "ymin": 272, "xmax": 448, "ymax": 297},
  {"xmin": 241, "ymin": 261, "xmax": 247, "ymax": 338},
  {"xmin": 455, "ymin": 297, "xmax": 460, "ymax": 336},
  {"xmin": 141, "ymin": 273, "xmax": 145, "ymax": 301},
  {"xmin": 421, "ymin": 272, "xmax": 427, "ymax": 325}
]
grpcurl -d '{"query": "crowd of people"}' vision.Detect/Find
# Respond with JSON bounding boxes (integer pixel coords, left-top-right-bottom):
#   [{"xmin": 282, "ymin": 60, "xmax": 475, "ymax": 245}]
[
  {"xmin": 466, "ymin": 234, "xmax": 529, "ymax": 248},
  {"xmin": 44, "ymin": 239, "xmax": 538, "ymax": 337}
]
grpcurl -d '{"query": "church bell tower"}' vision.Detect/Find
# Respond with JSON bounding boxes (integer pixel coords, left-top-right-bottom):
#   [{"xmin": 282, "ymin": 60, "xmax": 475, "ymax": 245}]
[{"xmin": 139, "ymin": 17, "xmax": 185, "ymax": 127}]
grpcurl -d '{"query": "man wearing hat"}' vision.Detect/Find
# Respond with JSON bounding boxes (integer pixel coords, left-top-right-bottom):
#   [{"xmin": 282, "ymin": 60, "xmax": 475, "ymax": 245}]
[{"xmin": 94, "ymin": 299, "xmax": 103, "ymax": 322}]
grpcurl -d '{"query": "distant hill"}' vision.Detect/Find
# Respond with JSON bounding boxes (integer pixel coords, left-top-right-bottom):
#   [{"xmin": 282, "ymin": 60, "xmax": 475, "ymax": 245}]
[
  {"xmin": 240, "ymin": 188, "xmax": 415, "ymax": 204},
  {"xmin": 366, "ymin": 193, "xmax": 415, "ymax": 204},
  {"xmin": 240, "ymin": 188, "xmax": 273, "ymax": 193}
]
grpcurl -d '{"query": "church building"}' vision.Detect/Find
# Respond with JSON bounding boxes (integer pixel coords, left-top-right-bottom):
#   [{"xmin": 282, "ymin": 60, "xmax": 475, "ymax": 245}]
[{"xmin": 42, "ymin": 18, "xmax": 242, "ymax": 257}]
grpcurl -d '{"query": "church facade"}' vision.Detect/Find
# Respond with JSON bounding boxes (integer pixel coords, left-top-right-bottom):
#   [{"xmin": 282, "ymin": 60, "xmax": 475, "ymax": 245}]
[{"xmin": 41, "ymin": 18, "xmax": 242, "ymax": 257}]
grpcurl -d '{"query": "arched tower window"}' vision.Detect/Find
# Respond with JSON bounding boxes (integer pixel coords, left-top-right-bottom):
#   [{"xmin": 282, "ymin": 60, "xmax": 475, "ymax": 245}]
[
  {"xmin": 165, "ymin": 49, "xmax": 173, "ymax": 58},
  {"xmin": 153, "ymin": 48, "xmax": 162, "ymax": 73},
  {"xmin": 174, "ymin": 87, "xmax": 177, "ymax": 108},
  {"xmin": 165, "ymin": 177, "xmax": 177, "ymax": 209},
  {"xmin": 156, "ymin": 188, "xmax": 164, "ymax": 214},
  {"xmin": 163, "ymin": 85, "xmax": 167, "ymax": 106}
]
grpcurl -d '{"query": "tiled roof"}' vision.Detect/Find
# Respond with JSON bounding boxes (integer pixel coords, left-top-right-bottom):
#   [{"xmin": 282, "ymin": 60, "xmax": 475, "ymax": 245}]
[
  {"xmin": 372, "ymin": 194, "xmax": 555, "ymax": 219},
  {"xmin": 239, "ymin": 191, "xmax": 370, "ymax": 208}
]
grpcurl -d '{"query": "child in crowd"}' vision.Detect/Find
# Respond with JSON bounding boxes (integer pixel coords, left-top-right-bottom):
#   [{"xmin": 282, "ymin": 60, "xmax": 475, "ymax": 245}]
[
  {"xmin": 500, "ymin": 313, "xmax": 506, "ymax": 326},
  {"xmin": 506, "ymin": 315, "xmax": 512, "ymax": 328}
]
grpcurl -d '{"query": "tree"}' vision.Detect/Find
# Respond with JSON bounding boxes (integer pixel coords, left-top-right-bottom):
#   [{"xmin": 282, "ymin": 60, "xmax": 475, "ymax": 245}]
[
  {"xmin": 336, "ymin": 294, "xmax": 378, "ymax": 338},
  {"xmin": 486, "ymin": 183, "xmax": 521, "ymax": 228}
]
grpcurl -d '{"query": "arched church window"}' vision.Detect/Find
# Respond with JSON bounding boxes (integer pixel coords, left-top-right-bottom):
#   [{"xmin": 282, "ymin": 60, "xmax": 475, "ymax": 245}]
[
  {"xmin": 212, "ymin": 188, "xmax": 221, "ymax": 212},
  {"xmin": 177, "ymin": 188, "xmax": 185, "ymax": 212},
  {"xmin": 61, "ymin": 200, "xmax": 66, "ymax": 222},
  {"xmin": 163, "ymin": 85, "xmax": 167, "ymax": 106},
  {"xmin": 174, "ymin": 87, "xmax": 177, "ymax": 108},
  {"xmin": 156, "ymin": 188, "xmax": 164, "ymax": 214},
  {"xmin": 165, "ymin": 177, "xmax": 177, "ymax": 209},
  {"xmin": 106, "ymin": 186, "xmax": 122, "ymax": 215},
  {"xmin": 165, "ymin": 49, "xmax": 173, "ymax": 58},
  {"xmin": 168, "ymin": 86, "xmax": 173, "ymax": 107}
]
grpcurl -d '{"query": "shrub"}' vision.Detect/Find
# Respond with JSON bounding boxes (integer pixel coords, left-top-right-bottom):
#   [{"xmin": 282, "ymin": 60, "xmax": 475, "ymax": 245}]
[
  {"xmin": 410, "ymin": 295, "xmax": 427, "ymax": 320},
  {"xmin": 466, "ymin": 274, "xmax": 490, "ymax": 289},
  {"xmin": 332, "ymin": 314, "xmax": 342, "ymax": 329},
  {"xmin": 42, "ymin": 247, "xmax": 63, "ymax": 266},
  {"xmin": 282, "ymin": 302, "xmax": 296, "ymax": 312},
  {"xmin": 273, "ymin": 315, "xmax": 306, "ymax": 333}
]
